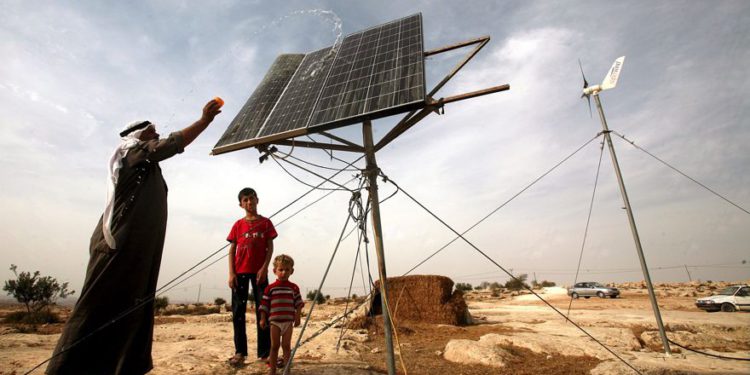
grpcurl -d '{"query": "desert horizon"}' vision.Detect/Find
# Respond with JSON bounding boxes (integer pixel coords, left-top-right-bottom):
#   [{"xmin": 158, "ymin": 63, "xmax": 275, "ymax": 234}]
[{"xmin": 2, "ymin": 277, "xmax": 749, "ymax": 374}]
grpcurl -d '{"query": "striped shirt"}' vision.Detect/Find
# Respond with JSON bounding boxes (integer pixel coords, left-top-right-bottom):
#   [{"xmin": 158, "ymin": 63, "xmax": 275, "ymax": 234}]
[{"xmin": 259, "ymin": 280, "xmax": 304, "ymax": 322}]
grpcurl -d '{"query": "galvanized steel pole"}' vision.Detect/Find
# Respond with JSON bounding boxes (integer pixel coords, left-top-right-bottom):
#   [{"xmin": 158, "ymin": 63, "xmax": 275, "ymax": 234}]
[
  {"xmin": 593, "ymin": 93, "xmax": 672, "ymax": 355},
  {"xmin": 362, "ymin": 120, "xmax": 397, "ymax": 374}
]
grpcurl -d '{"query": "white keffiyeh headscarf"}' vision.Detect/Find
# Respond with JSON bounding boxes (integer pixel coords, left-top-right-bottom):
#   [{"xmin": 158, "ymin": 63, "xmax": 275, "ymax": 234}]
[{"xmin": 102, "ymin": 120, "xmax": 154, "ymax": 249}]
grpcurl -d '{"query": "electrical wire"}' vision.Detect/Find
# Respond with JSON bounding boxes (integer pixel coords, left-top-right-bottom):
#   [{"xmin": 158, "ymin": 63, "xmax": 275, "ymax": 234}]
[
  {"xmin": 274, "ymin": 150, "xmax": 360, "ymax": 192},
  {"xmin": 269, "ymin": 155, "xmax": 364, "ymax": 219},
  {"xmin": 284, "ymin": 150, "xmax": 360, "ymax": 172},
  {"xmin": 271, "ymin": 154, "xmax": 350, "ymax": 191},
  {"xmin": 667, "ymin": 339, "xmax": 750, "ymax": 361},
  {"xmin": 337, "ymin": 186, "xmax": 370, "ymax": 352},
  {"xmin": 275, "ymin": 176, "xmax": 359, "ymax": 227},
  {"xmin": 336, "ymin": 234, "xmax": 365, "ymax": 352}
]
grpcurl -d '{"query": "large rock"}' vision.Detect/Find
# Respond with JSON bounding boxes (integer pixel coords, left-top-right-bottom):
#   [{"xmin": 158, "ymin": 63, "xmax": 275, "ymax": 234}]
[{"xmin": 443, "ymin": 336, "xmax": 513, "ymax": 367}]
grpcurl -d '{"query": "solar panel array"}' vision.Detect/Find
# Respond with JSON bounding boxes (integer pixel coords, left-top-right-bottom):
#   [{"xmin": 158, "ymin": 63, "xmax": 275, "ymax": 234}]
[
  {"xmin": 310, "ymin": 13, "xmax": 424, "ymax": 130},
  {"xmin": 214, "ymin": 54, "xmax": 304, "ymax": 149},
  {"xmin": 258, "ymin": 47, "xmax": 336, "ymax": 139},
  {"xmin": 213, "ymin": 14, "xmax": 425, "ymax": 155}
]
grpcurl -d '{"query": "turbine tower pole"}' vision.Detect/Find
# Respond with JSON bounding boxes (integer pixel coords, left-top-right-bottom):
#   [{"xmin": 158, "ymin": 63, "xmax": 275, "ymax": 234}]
[{"xmin": 592, "ymin": 92, "xmax": 672, "ymax": 355}]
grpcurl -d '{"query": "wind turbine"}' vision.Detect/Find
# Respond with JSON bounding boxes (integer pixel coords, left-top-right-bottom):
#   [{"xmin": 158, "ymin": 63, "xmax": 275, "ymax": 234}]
[{"xmin": 580, "ymin": 56, "xmax": 672, "ymax": 355}]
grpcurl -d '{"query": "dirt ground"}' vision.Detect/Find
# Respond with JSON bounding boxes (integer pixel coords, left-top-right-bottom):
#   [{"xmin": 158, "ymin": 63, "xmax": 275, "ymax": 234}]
[{"xmin": 1, "ymin": 283, "xmax": 749, "ymax": 374}]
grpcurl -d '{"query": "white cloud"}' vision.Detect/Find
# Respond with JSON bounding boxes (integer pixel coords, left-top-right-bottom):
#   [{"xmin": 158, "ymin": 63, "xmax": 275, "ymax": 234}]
[{"xmin": 1, "ymin": 1, "xmax": 748, "ymax": 303}]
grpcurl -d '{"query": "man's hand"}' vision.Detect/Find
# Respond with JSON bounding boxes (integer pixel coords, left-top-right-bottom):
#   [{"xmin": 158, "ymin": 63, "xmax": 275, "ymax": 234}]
[
  {"xmin": 181, "ymin": 98, "xmax": 222, "ymax": 148},
  {"xmin": 228, "ymin": 274, "xmax": 237, "ymax": 289},
  {"xmin": 294, "ymin": 317, "xmax": 301, "ymax": 327},
  {"xmin": 259, "ymin": 317, "xmax": 267, "ymax": 330},
  {"xmin": 202, "ymin": 99, "xmax": 222, "ymax": 122},
  {"xmin": 257, "ymin": 268, "xmax": 268, "ymax": 285}
]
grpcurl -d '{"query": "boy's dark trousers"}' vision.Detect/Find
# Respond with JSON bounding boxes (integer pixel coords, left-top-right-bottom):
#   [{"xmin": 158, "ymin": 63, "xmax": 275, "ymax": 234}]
[{"xmin": 231, "ymin": 273, "xmax": 270, "ymax": 358}]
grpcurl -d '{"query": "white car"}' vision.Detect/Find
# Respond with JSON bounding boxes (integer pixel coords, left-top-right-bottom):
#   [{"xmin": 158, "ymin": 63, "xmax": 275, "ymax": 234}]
[{"xmin": 695, "ymin": 285, "xmax": 750, "ymax": 312}]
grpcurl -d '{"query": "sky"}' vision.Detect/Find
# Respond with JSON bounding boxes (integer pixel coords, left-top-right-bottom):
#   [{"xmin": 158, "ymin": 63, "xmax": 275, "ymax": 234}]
[{"xmin": 1, "ymin": 0, "xmax": 748, "ymax": 304}]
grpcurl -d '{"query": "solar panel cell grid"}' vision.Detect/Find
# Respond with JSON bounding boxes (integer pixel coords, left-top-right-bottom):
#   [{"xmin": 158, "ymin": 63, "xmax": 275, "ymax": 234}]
[
  {"xmin": 213, "ymin": 54, "xmax": 304, "ymax": 148},
  {"xmin": 258, "ymin": 47, "xmax": 336, "ymax": 138},
  {"xmin": 213, "ymin": 13, "xmax": 425, "ymax": 153}
]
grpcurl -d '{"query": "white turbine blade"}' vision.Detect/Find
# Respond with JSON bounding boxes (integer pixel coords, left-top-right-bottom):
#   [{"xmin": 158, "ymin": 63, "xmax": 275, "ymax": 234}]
[{"xmin": 601, "ymin": 56, "xmax": 625, "ymax": 90}]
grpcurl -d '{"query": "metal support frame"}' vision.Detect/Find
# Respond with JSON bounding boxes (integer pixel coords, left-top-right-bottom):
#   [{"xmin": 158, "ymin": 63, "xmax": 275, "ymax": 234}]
[
  {"xmin": 264, "ymin": 36, "xmax": 509, "ymax": 155},
  {"xmin": 593, "ymin": 93, "xmax": 672, "ymax": 355},
  {"xmin": 255, "ymin": 36, "xmax": 509, "ymax": 374},
  {"xmin": 376, "ymin": 35, "xmax": 506, "ymax": 151},
  {"xmin": 362, "ymin": 120, "xmax": 397, "ymax": 374},
  {"xmin": 319, "ymin": 131, "xmax": 364, "ymax": 150},
  {"xmin": 273, "ymin": 138, "xmax": 363, "ymax": 153},
  {"xmin": 425, "ymin": 35, "xmax": 490, "ymax": 97}
]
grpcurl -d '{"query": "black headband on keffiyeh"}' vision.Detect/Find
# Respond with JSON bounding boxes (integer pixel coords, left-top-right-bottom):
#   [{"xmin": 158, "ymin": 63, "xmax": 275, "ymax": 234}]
[{"xmin": 119, "ymin": 120, "xmax": 152, "ymax": 137}]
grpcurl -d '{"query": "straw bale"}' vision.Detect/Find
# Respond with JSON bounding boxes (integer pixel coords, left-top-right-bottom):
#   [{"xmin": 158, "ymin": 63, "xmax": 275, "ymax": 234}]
[{"xmin": 368, "ymin": 275, "xmax": 470, "ymax": 325}]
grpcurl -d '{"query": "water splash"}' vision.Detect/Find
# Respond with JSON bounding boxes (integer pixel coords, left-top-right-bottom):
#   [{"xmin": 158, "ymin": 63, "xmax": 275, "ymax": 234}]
[
  {"xmin": 243, "ymin": 9, "xmax": 343, "ymax": 80},
  {"xmin": 167, "ymin": 9, "xmax": 343, "ymax": 127},
  {"xmin": 293, "ymin": 9, "xmax": 343, "ymax": 80}
]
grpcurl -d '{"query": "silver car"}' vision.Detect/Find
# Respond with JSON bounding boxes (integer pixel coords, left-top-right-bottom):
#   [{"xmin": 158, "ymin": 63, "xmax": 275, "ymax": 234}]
[{"xmin": 568, "ymin": 282, "xmax": 620, "ymax": 299}]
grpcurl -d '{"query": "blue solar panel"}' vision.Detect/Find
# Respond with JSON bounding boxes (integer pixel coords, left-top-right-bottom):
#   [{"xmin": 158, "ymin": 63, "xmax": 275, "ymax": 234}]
[
  {"xmin": 213, "ymin": 14, "xmax": 425, "ymax": 155},
  {"xmin": 213, "ymin": 54, "xmax": 304, "ymax": 151}
]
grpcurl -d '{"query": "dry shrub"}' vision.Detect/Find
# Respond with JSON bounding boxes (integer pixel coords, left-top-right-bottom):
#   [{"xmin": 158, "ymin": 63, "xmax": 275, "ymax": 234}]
[
  {"xmin": 162, "ymin": 305, "xmax": 220, "ymax": 316},
  {"xmin": 347, "ymin": 315, "xmax": 373, "ymax": 330}
]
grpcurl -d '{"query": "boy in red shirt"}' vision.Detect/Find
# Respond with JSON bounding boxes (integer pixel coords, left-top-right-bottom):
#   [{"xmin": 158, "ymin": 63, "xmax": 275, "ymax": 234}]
[
  {"xmin": 227, "ymin": 187, "xmax": 277, "ymax": 366},
  {"xmin": 259, "ymin": 254, "xmax": 304, "ymax": 374}
]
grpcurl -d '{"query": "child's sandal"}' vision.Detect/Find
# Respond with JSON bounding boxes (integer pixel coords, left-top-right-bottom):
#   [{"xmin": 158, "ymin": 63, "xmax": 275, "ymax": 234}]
[{"xmin": 228, "ymin": 354, "xmax": 245, "ymax": 366}]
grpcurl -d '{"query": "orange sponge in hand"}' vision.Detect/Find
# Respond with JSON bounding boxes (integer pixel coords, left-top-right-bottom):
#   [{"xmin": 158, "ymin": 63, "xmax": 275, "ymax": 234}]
[{"xmin": 214, "ymin": 97, "xmax": 224, "ymax": 107}]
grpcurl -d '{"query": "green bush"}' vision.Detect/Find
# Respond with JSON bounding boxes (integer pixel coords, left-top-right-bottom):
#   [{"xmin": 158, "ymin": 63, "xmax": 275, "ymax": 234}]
[
  {"xmin": 4, "ymin": 309, "xmax": 61, "ymax": 324},
  {"xmin": 455, "ymin": 282, "xmax": 473, "ymax": 292},
  {"xmin": 3, "ymin": 264, "xmax": 74, "ymax": 313},
  {"xmin": 214, "ymin": 297, "xmax": 226, "ymax": 306},
  {"xmin": 504, "ymin": 274, "xmax": 530, "ymax": 291},
  {"xmin": 306, "ymin": 289, "xmax": 326, "ymax": 304},
  {"xmin": 154, "ymin": 296, "xmax": 169, "ymax": 312},
  {"xmin": 162, "ymin": 305, "xmax": 220, "ymax": 316}
]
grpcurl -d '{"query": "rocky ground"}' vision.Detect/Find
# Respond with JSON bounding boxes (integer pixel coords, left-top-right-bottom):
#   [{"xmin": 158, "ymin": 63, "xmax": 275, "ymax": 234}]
[{"xmin": 1, "ymin": 280, "xmax": 748, "ymax": 374}]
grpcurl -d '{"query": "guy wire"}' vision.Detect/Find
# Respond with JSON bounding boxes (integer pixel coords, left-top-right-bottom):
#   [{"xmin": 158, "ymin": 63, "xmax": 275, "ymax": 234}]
[
  {"xmin": 404, "ymin": 132, "xmax": 602, "ymax": 276},
  {"xmin": 293, "ymin": 133, "xmax": 603, "ymax": 354},
  {"xmin": 382, "ymin": 174, "xmax": 643, "ymax": 374},
  {"xmin": 612, "ymin": 130, "xmax": 749, "ymax": 215},
  {"xmin": 284, "ymin": 210, "xmax": 353, "ymax": 375},
  {"xmin": 566, "ymin": 137, "xmax": 606, "ymax": 319},
  {"xmin": 24, "ymin": 154, "xmax": 363, "ymax": 374}
]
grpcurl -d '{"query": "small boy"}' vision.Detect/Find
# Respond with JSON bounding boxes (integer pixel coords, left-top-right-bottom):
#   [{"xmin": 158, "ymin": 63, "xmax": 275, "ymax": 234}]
[
  {"xmin": 259, "ymin": 254, "xmax": 305, "ymax": 375},
  {"xmin": 227, "ymin": 187, "xmax": 277, "ymax": 366}
]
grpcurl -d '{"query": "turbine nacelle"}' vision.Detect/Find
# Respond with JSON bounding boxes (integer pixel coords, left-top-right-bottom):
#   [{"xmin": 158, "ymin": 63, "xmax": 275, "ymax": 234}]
[
  {"xmin": 581, "ymin": 56, "xmax": 625, "ymax": 97},
  {"xmin": 583, "ymin": 84, "xmax": 602, "ymax": 96}
]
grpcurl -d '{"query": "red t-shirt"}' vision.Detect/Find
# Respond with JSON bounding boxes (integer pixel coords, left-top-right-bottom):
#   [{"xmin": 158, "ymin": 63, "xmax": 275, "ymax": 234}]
[{"xmin": 227, "ymin": 216, "xmax": 277, "ymax": 274}]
